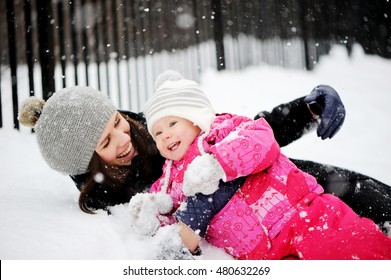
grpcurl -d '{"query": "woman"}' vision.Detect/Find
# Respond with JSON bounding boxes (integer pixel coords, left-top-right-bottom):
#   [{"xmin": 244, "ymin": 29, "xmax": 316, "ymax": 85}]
[{"xmin": 18, "ymin": 85, "xmax": 390, "ymax": 229}]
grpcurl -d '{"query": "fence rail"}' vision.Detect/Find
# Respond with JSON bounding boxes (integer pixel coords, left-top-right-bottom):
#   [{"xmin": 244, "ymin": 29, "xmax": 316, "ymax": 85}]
[{"xmin": 1, "ymin": 0, "xmax": 390, "ymax": 129}]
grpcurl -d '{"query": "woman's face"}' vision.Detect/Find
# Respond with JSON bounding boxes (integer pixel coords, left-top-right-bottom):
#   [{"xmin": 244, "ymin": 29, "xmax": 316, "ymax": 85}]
[
  {"xmin": 151, "ymin": 116, "xmax": 201, "ymax": 161},
  {"xmin": 95, "ymin": 112, "xmax": 137, "ymax": 166}
]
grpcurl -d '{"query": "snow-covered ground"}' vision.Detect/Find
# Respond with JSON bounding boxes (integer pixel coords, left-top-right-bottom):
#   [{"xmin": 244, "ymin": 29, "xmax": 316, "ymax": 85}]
[{"xmin": 0, "ymin": 45, "xmax": 390, "ymax": 260}]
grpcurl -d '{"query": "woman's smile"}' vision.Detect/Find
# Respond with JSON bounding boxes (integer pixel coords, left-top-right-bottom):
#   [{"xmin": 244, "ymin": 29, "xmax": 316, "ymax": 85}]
[
  {"xmin": 117, "ymin": 141, "xmax": 136, "ymax": 164},
  {"xmin": 96, "ymin": 112, "xmax": 138, "ymax": 166}
]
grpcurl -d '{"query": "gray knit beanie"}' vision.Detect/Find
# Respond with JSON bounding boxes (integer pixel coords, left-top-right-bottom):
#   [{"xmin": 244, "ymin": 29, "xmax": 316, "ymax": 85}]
[
  {"xmin": 144, "ymin": 70, "xmax": 215, "ymax": 134},
  {"xmin": 18, "ymin": 86, "xmax": 117, "ymax": 175}
]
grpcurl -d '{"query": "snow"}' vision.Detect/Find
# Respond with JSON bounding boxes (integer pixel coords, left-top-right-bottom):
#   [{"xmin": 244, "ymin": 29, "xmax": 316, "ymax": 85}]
[{"xmin": 1, "ymin": 45, "xmax": 390, "ymax": 260}]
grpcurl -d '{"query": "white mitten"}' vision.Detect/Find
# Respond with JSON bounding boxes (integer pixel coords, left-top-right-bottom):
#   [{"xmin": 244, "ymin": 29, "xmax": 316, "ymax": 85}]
[
  {"xmin": 182, "ymin": 153, "xmax": 225, "ymax": 196},
  {"xmin": 129, "ymin": 192, "xmax": 173, "ymax": 236},
  {"xmin": 154, "ymin": 192, "xmax": 174, "ymax": 214}
]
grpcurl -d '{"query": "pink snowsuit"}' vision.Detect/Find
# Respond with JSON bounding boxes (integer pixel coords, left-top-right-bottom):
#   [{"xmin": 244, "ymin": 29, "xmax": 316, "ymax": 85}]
[{"xmin": 150, "ymin": 113, "xmax": 391, "ymax": 259}]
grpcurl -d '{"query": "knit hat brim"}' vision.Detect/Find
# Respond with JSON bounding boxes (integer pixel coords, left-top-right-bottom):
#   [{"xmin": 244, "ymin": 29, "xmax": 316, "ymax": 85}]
[{"xmin": 144, "ymin": 71, "xmax": 216, "ymax": 135}]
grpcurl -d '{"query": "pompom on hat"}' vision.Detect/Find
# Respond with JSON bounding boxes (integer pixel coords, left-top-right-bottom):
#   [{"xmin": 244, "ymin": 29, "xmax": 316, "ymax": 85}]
[
  {"xmin": 18, "ymin": 86, "xmax": 117, "ymax": 175},
  {"xmin": 144, "ymin": 70, "xmax": 216, "ymax": 134}
]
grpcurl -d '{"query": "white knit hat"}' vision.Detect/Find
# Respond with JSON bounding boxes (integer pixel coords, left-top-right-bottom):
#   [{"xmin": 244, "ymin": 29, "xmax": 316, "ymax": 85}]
[
  {"xmin": 18, "ymin": 86, "xmax": 117, "ymax": 175},
  {"xmin": 143, "ymin": 70, "xmax": 215, "ymax": 134}
]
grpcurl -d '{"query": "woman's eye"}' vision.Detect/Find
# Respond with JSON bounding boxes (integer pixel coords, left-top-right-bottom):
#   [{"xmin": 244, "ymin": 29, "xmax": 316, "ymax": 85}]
[
  {"xmin": 114, "ymin": 117, "xmax": 120, "ymax": 126},
  {"xmin": 103, "ymin": 138, "xmax": 110, "ymax": 149}
]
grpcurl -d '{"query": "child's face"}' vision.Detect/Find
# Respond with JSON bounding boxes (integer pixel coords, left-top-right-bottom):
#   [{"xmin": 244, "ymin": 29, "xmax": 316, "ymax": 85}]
[{"xmin": 152, "ymin": 116, "xmax": 201, "ymax": 161}]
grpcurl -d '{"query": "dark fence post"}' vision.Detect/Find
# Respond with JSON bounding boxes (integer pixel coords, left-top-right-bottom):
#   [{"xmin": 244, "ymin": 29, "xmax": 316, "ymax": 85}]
[
  {"xmin": 36, "ymin": 0, "xmax": 55, "ymax": 99},
  {"xmin": 93, "ymin": 0, "xmax": 102, "ymax": 91},
  {"xmin": 129, "ymin": 0, "xmax": 140, "ymax": 108},
  {"xmin": 70, "ymin": 1, "xmax": 79, "ymax": 85},
  {"xmin": 122, "ymin": 0, "xmax": 131, "ymax": 108},
  {"xmin": 110, "ymin": 0, "xmax": 122, "ymax": 106},
  {"xmin": 102, "ymin": 1, "xmax": 110, "ymax": 96},
  {"xmin": 212, "ymin": 0, "xmax": 225, "ymax": 70},
  {"xmin": 299, "ymin": 0, "xmax": 311, "ymax": 70},
  {"xmin": 81, "ymin": 0, "xmax": 90, "ymax": 86},
  {"xmin": 6, "ymin": 0, "xmax": 19, "ymax": 129},
  {"xmin": 192, "ymin": 0, "xmax": 202, "ymax": 74},
  {"xmin": 56, "ymin": 0, "xmax": 67, "ymax": 88},
  {"xmin": 0, "ymin": 39, "xmax": 2, "ymax": 128},
  {"xmin": 24, "ymin": 0, "xmax": 35, "ymax": 96}
]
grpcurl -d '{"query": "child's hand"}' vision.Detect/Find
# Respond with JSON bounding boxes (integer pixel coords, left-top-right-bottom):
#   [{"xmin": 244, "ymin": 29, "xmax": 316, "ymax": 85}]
[
  {"xmin": 183, "ymin": 153, "xmax": 226, "ymax": 196},
  {"xmin": 129, "ymin": 192, "xmax": 173, "ymax": 235}
]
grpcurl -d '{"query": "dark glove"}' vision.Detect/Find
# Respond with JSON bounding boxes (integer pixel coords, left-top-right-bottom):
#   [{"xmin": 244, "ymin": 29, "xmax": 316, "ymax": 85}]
[
  {"xmin": 174, "ymin": 177, "xmax": 246, "ymax": 237},
  {"xmin": 304, "ymin": 85, "xmax": 346, "ymax": 139}
]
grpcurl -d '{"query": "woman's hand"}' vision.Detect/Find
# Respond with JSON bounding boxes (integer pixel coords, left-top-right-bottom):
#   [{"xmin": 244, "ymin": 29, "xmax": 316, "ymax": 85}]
[{"xmin": 304, "ymin": 85, "xmax": 346, "ymax": 139}]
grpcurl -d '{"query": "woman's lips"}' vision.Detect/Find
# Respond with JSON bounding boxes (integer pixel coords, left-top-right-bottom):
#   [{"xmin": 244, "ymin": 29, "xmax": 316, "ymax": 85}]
[{"xmin": 117, "ymin": 142, "xmax": 136, "ymax": 162}]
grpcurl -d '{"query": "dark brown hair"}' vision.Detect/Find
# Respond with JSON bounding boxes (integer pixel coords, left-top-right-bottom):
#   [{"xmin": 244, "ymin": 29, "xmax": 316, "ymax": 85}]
[{"xmin": 78, "ymin": 113, "xmax": 160, "ymax": 214}]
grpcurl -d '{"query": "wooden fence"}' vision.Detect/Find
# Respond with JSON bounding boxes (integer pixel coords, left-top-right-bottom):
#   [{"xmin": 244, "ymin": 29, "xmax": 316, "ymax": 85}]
[{"xmin": 1, "ymin": 0, "xmax": 390, "ymax": 129}]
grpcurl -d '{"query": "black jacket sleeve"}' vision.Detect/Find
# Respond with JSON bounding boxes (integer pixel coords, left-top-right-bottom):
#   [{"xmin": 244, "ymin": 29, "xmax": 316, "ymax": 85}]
[{"xmin": 255, "ymin": 96, "xmax": 317, "ymax": 147}]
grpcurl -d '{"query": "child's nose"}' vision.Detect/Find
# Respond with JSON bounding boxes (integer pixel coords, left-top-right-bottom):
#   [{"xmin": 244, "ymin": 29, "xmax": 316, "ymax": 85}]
[{"xmin": 163, "ymin": 131, "xmax": 171, "ymax": 139}]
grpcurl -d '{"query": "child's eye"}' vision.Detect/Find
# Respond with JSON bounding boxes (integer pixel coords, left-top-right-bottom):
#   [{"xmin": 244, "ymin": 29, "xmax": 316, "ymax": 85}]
[
  {"xmin": 154, "ymin": 131, "xmax": 162, "ymax": 137},
  {"xmin": 169, "ymin": 121, "xmax": 177, "ymax": 127}
]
